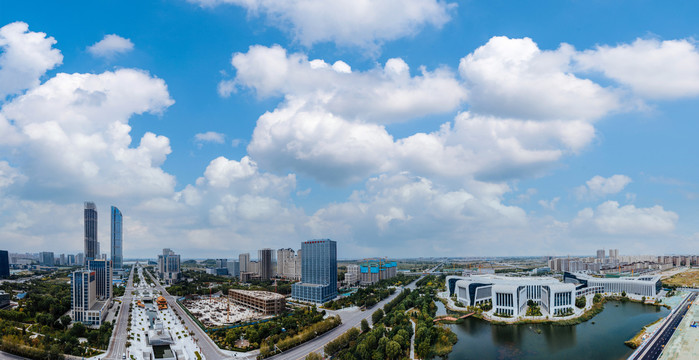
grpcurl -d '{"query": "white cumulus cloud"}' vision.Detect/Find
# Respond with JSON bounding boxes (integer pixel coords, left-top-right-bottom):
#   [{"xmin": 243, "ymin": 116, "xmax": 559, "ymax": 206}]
[
  {"xmin": 576, "ymin": 38, "xmax": 699, "ymax": 99},
  {"xmin": 229, "ymin": 45, "xmax": 466, "ymax": 123},
  {"xmin": 87, "ymin": 34, "xmax": 134, "ymax": 58},
  {"xmin": 0, "ymin": 22, "xmax": 63, "ymax": 100},
  {"xmin": 190, "ymin": 0, "xmax": 456, "ymax": 49},
  {"xmin": 572, "ymin": 201, "xmax": 678, "ymax": 235},
  {"xmin": 575, "ymin": 174, "xmax": 632, "ymax": 200},
  {"xmin": 0, "ymin": 69, "xmax": 175, "ymax": 199},
  {"xmin": 307, "ymin": 173, "xmax": 528, "ymax": 256},
  {"xmin": 459, "ymin": 36, "xmax": 621, "ymax": 121}
]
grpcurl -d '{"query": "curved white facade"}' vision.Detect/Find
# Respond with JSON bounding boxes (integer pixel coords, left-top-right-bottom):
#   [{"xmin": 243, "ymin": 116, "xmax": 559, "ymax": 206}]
[
  {"xmin": 447, "ymin": 274, "xmax": 577, "ymax": 317},
  {"xmin": 564, "ymin": 272, "xmax": 662, "ymax": 297}
]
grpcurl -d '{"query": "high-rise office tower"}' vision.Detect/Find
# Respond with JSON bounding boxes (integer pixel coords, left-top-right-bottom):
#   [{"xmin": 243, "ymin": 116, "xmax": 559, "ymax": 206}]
[
  {"xmin": 76, "ymin": 253, "xmax": 84, "ymax": 266},
  {"xmin": 215, "ymin": 259, "xmax": 228, "ymax": 269},
  {"xmin": 87, "ymin": 259, "xmax": 112, "ymax": 300},
  {"xmin": 67, "ymin": 254, "xmax": 75, "ymax": 266},
  {"xmin": 0, "ymin": 250, "xmax": 9, "ymax": 278},
  {"xmin": 84, "ymin": 202, "xmax": 98, "ymax": 262},
  {"xmin": 227, "ymin": 260, "xmax": 240, "ymax": 277},
  {"xmin": 111, "ymin": 206, "xmax": 123, "ymax": 269},
  {"xmin": 40, "ymin": 252, "xmax": 55, "ymax": 266},
  {"xmin": 292, "ymin": 239, "xmax": 337, "ymax": 303},
  {"xmin": 258, "ymin": 249, "xmax": 273, "ymax": 280},
  {"xmin": 239, "ymin": 253, "xmax": 250, "ymax": 272},
  {"xmin": 158, "ymin": 249, "xmax": 181, "ymax": 285},
  {"xmin": 70, "ymin": 268, "xmax": 109, "ymax": 326},
  {"xmin": 71, "ymin": 270, "xmax": 96, "ymax": 324}
]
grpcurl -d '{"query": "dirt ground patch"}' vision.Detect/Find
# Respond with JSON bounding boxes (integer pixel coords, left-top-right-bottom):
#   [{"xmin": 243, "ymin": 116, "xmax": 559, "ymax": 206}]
[{"xmin": 664, "ymin": 269, "xmax": 699, "ymax": 288}]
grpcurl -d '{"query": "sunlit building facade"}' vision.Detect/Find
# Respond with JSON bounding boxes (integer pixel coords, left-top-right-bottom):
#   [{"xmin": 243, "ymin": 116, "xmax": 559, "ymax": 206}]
[{"xmin": 292, "ymin": 239, "xmax": 337, "ymax": 303}]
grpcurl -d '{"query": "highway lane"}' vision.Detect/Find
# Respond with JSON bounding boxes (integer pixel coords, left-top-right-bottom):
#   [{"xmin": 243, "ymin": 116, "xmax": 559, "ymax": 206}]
[
  {"xmin": 630, "ymin": 292, "xmax": 696, "ymax": 360},
  {"xmin": 0, "ymin": 350, "xmax": 28, "ymax": 360},
  {"xmin": 144, "ymin": 268, "xmax": 233, "ymax": 360},
  {"xmin": 102, "ymin": 264, "xmax": 136, "ymax": 360},
  {"xmin": 268, "ymin": 275, "xmax": 423, "ymax": 360}
]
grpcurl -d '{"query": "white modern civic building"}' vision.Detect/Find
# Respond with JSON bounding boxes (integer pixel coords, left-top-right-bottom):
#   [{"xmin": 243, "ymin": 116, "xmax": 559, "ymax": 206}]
[
  {"xmin": 446, "ymin": 274, "xmax": 580, "ymax": 317},
  {"xmin": 563, "ymin": 272, "xmax": 662, "ymax": 297}
]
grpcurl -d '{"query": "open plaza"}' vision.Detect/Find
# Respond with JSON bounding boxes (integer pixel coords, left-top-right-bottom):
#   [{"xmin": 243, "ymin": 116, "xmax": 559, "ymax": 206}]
[{"xmin": 119, "ymin": 268, "xmax": 204, "ymax": 360}]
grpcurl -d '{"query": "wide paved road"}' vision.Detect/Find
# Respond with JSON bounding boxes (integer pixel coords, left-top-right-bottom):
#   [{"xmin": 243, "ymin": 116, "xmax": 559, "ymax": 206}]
[
  {"xmin": 0, "ymin": 350, "xmax": 28, "ymax": 359},
  {"xmin": 103, "ymin": 264, "xmax": 136, "ymax": 359},
  {"xmin": 144, "ymin": 268, "xmax": 232, "ymax": 360},
  {"xmin": 630, "ymin": 292, "xmax": 697, "ymax": 360},
  {"xmin": 268, "ymin": 275, "xmax": 423, "ymax": 360}
]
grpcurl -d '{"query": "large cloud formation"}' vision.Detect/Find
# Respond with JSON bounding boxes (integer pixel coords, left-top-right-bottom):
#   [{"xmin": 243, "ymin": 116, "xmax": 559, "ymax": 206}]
[
  {"xmin": 233, "ymin": 42, "xmax": 602, "ymax": 185},
  {"xmin": 190, "ymin": 0, "xmax": 456, "ymax": 49},
  {"xmin": 1, "ymin": 69, "xmax": 175, "ymax": 199},
  {"xmin": 0, "ymin": 21, "xmax": 696, "ymax": 257}
]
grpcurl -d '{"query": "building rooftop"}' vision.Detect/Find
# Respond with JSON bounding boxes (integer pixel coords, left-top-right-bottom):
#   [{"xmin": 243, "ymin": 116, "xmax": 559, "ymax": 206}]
[
  {"xmin": 229, "ymin": 289, "xmax": 285, "ymax": 300},
  {"xmin": 568, "ymin": 272, "xmax": 661, "ymax": 283},
  {"xmin": 90, "ymin": 300, "xmax": 107, "ymax": 311},
  {"xmin": 293, "ymin": 283, "xmax": 326, "ymax": 288}
]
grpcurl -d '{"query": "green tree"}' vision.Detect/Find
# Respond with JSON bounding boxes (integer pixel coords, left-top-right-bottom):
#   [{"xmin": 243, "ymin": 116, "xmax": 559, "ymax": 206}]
[
  {"xmin": 385, "ymin": 340, "xmax": 402, "ymax": 359},
  {"xmin": 305, "ymin": 353, "xmax": 322, "ymax": 360},
  {"xmin": 575, "ymin": 296, "xmax": 586, "ymax": 309},
  {"xmin": 59, "ymin": 315, "xmax": 72, "ymax": 329},
  {"xmin": 356, "ymin": 342, "xmax": 371, "ymax": 360},
  {"xmin": 621, "ymin": 291, "xmax": 627, "ymax": 297},
  {"xmin": 361, "ymin": 318, "xmax": 370, "ymax": 333},
  {"xmin": 70, "ymin": 322, "xmax": 86, "ymax": 337},
  {"xmin": 372, "ymin": 308, "xmax": 384, "ymax": 325},
  {"xmin": 417, "ymin": 339, "xmax": 431, "ymax": 359},
  {"xmin": 593, "ymin": 293, "xmax": 602, "ymax": 304}
]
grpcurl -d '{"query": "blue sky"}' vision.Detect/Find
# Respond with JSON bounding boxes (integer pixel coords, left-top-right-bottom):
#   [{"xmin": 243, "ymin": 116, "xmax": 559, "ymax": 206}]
[{"xmin": 0, "ymin": 0, "xmax": 698, "ymax": 259}]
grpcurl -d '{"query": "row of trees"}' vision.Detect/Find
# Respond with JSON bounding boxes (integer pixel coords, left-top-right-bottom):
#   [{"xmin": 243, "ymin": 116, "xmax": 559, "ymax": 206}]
[
  {"xmin": 209, "ymin": 305, "xmax": 332, "ymax": 352},
  {"xmin": 258, "ymin": 315, "xmax": 342, "ymax": 357},
  {"xmin": 324, "ymin": 274, "xmax": 416, "ymax": 310},
  {"xmin": 325, "ymin": 275, "xmax": 458, "ymax": 360}
]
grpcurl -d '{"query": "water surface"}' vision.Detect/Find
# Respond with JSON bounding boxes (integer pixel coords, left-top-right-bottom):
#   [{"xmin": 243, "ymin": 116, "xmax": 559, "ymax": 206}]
[{"xmin": 437, "ymin": 300, "xmax": 668, "ymax": 360}]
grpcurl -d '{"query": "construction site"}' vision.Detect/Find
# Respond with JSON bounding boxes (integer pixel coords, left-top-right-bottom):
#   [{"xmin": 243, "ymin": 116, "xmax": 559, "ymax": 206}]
[{"xmin": 181, "ymin": 289, "xmax": 285, "ymax": 328}]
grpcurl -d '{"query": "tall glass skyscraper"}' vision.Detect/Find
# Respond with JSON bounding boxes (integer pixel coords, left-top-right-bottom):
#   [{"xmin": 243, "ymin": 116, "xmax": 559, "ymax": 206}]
[
  {"xmin": 111, "ymin": 206, "xmax": 123, "ymax": 269},
  {"xmin": 0, "ymin": 250, "xmax": 9, "ymax": 279},
  {"xmin": 291, "ymin": 239, "xmax": 337, "ymax": 303},
  {"xmin": 87, "ymin": 259, "xmax": 112, "ymax": 300},
  {"xmin": 84, "ymin": 202, "xmax": 98, "ymax": 263},
  {"xmin": 258, "ymin": 248, "xmax": 273, "ymax": 280}
]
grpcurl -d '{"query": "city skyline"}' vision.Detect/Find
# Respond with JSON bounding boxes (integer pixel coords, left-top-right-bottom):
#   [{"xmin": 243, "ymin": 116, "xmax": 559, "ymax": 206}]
[{"xmin": 1, "ymin": 1, "xmax": 699, "ymax": 258}]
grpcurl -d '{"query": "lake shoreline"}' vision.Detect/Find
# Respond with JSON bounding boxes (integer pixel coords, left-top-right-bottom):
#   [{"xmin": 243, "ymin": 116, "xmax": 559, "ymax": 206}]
[
  {"xmin": 438, "ymin": 298, "xmax": 670, "ymax": 360},
  {"xmin": 439, "ymin": 295, "xmax": 667, "ymax": 327}
]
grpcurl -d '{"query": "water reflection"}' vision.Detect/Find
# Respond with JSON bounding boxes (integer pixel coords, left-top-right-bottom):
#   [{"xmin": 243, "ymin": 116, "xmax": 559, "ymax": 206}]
[
  {"xmin": 491, "ymin": 324, "xmax": 524, "ymax": 346},
  {"xmin": 447, "ymin": 301, "xmax": 669, "ymax": 360},
  {"xmin": 540, "ymin": 324, "xmax": 576, "ymax": 352}
]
